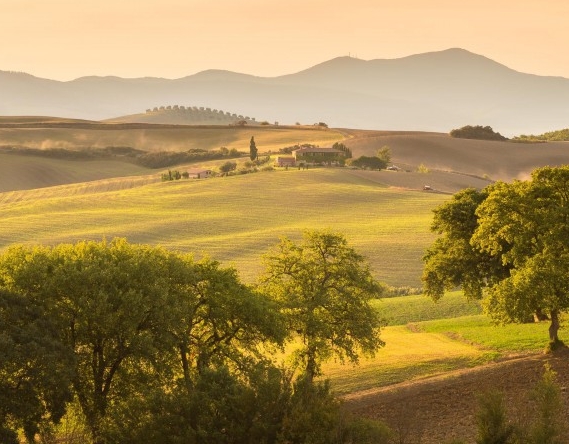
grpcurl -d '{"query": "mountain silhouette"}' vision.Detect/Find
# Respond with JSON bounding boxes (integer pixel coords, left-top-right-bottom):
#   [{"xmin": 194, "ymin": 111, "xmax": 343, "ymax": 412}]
[{"xmin": 1, "ymin": 48, "xmax": 568, "ymax": 135}]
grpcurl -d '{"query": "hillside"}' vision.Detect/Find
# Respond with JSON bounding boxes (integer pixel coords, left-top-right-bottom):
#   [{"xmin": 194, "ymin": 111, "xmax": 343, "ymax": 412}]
[
  {"xmin": 107, "ymin": 106, "xmax": 259, "ymax": 125},
  {"xmin": 2, "ymin": 49, "xmax": 569, "ymax": 135},
  {"xmin": 3, "ymin": 123, "xmax": 569, "ymax": 193},
  {"xmin": 0, "ymin": 169, "xmax": 449, "ymax": 287},
  {"xmin": 0, "ymin": 119, "xmax": 342, "ymax": 153},
  {"xmin": 345, "ymin": 349, "xmax": 569, "ymax": 443}
]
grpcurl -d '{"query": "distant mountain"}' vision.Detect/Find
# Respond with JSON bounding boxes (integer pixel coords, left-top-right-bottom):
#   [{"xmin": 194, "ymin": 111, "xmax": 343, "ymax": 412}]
[{"xmin": 2, "ymin": 48, "xmax": 569, "ymax": 135}]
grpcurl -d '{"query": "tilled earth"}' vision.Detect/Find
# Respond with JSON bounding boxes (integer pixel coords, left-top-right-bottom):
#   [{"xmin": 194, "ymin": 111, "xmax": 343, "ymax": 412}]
[{"xmin": 343, "ymin": 349, "xmax": 569, "ymax": 443}]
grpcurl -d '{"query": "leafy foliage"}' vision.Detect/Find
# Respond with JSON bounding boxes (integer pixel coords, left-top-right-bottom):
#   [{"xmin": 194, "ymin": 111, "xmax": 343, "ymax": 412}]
[
  {"xmin": 259, "ymin": 230, "xmax": 384, "ymax": 382},
  {"xmin": 450, "ymin": 125, "xmax": 508, "ymax": 141},
  {"xmin": 512, "ymin": 128, "xmax": 569, "ymax": 143},
  {"xmin": 0, "ymin": 290, "xmax": 74, "ymax": 443},
  {"xmin": 0, "ymin": 145, "xmax": 244, "ymax": 169},
  {"xmin": 424, "ymin": 166, "xmax": 569, "ymax": 344},
  {"xmin": 250, "ymin": 136, "xmax": 258, "ymax": 161},
  {"xmin": 350, "ymin": 155, "xmax": 387, "ymax": 170},
  {"xmin": 0, "ymin": 237, "xmax": 387, "ymax": 443}
]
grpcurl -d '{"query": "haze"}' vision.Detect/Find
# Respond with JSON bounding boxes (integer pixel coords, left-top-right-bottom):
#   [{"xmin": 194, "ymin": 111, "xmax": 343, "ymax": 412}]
[{"xmin": 2, "ymin": 0, "xmax": 569, "ymax": 80}]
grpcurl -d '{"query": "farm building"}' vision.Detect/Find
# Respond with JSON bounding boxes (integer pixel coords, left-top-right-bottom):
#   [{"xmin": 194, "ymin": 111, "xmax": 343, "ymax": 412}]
[
  {"xmin": 275, "ymin": 156, "xmax": 296, "ymax": 167},
  {"xmin": 292, "ymin": 147, "xmax": 345, "ymax": 165},
  {"xmin": 186, "ymin": 168, "xmax": 212, "ymax": 179}
]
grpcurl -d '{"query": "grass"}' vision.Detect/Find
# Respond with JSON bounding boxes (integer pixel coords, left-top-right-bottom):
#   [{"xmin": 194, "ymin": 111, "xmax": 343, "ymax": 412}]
[
  {"xmin": 318, "ymin": 293, "xmax": 553, "ymax": 395},
  {"xmin": 374, "ymin": 290, "xmax": 482, "ymax": 326},
  {"xmin": 322, "ymin": 325, "xmax": 496, "ymax": 395},
  {"xmin": 417, "ymin": 315, "xmax": 551, "ymax": 353},
  {"xmin": 0, "ymin": 168, "xmax": 448, "ymax": 286}
]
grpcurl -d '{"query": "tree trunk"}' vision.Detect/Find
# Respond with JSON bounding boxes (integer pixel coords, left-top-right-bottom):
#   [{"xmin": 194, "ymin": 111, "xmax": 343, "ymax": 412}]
[{"xmin": 549, "ymin": 309, "xmax": 560, "ymax": 344}]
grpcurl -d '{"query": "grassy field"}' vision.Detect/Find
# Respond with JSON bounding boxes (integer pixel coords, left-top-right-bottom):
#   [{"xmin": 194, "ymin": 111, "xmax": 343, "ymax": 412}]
[
  {"xmin": 375, "ymin": 291, "xmax": 482, "ymax": 326},
  {"xmin": 322, "ymin": 294, "xmax": 552, "ymax": 395},
  {"xmin": 0, "ymin": 124, "xmax": 344, "ymax": 152},
  {"xmin": 0, "ymin": 168, "xmax": 448, "ymax": 286}
]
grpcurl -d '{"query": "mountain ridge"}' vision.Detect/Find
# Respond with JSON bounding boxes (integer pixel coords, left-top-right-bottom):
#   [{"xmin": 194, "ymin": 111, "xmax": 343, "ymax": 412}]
[{"xmin": 2, "ymin": 48, "xmax": 568, "ymax": 135}]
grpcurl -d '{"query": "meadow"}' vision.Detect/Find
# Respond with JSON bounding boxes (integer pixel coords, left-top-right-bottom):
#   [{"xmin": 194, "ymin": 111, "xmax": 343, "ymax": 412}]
[
  {"xmin": 0, "ymin": 168, "xmax": 448, "ymax": 286},
  {"xmin": 325, "ymin": 291, "xmax": 552, "ymax": 396}
]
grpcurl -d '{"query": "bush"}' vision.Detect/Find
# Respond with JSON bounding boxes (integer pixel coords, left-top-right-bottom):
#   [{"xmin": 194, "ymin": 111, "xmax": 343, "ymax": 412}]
[{"xmin": 475, "ymin": 391, "xmax": 515, "ymax": 444}]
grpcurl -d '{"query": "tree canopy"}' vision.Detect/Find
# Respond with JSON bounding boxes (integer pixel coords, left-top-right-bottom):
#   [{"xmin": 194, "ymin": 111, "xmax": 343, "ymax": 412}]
[
  {"xmin": 0, "ymin": 237, "xmax": 388, "ymax": 443},
  {"xmin": 423, "ymin": 166, "xmax": 569, "ymax": 345},
  {"xmin": 258, "ymin": 230, "xmax": 384, "ymax": 382},
  {"xmin": 249, "ymin": 136, "xmax": 258, "ymax": 161},
  {"xmin": 449, "ymin": 125, "xmax": 508, "ymax": 141},
  {"xmin": 350, "ymin": 155, "xmax": 388, "ymax": 170}
]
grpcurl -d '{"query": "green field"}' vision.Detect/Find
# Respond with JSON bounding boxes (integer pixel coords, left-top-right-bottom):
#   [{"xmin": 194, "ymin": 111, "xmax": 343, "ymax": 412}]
[
  {"xmin": 376, "ymin": 290, "xmax": 482, "ymax": 326},
  {"xmin": 323, "ymin": 294, "xmax": 552, "ymax": 395},
  {"xmin": 0, "ymin": 168, "xmax": 448, "ymax": 286}
]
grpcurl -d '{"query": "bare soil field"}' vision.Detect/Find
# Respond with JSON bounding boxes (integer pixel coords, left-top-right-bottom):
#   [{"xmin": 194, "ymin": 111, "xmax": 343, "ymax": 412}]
[
  {"xmin": 344, "ymin": 348, "xmax": 569, "ymax": 443},
  {"xmin": 1, "ymin": 122, "xmax": 568, "ymax": 192},
  {"xmin": 342, "ymin": 128, "xmax": 569, "ymax": 183}
]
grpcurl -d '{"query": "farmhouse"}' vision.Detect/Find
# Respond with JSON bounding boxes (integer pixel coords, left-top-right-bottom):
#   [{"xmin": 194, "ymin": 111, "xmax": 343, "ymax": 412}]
[
  {"xmin": 186, "ymin": 168, "xmax": 212, "ymax": 179},
  {"xmin": 292, "ymin": 147, "xmax": 345, "ymax": 165}
]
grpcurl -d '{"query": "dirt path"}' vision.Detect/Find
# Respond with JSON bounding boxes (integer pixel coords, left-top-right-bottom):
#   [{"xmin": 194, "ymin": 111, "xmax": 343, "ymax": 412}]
[{"xmin": 342, "ymin": 350, "xmax": 569, "ymax": 443}]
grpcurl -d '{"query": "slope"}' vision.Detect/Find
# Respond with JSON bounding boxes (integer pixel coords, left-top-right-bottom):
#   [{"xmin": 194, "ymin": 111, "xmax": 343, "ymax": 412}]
[{"xmin": 0, "ymin": 169, "xmax": 448, "ymax": 287}]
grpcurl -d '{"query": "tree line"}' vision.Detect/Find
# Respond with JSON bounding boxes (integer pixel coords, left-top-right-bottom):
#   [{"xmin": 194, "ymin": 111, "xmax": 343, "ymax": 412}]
[{"xmin": 0, "ymin": 232, "xmax": 387, "ymax": 444}]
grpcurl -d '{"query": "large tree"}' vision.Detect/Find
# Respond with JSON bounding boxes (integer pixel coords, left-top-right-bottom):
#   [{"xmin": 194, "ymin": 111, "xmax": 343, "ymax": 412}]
[
  {"xmin": 0, "ymin": 290, "xmax": 74, "ymax": 444},
  {"xmin": 258, "ymin": 230, "xmax": 384, "ymax": 382},
  {"xmin": 423, "ymin": 166, "xmax": 569, "ymax": 345},
  {"xmin": 0, "ymin": 240, "xmax": 183, "ymax": 443},
  {"xmin": 0, "ymin": 239, "xmax": 287, "ymax": 443}
]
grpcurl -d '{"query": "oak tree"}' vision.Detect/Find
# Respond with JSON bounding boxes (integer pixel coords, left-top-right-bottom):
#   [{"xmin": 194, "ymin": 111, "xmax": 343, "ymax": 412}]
[
  {"xmin": 424, "ymin": 166, "xmax": 569, "ymax": 345},
  {"xmin": 258, "ymin": 230, "xmax": 384, "ymax": 382}
]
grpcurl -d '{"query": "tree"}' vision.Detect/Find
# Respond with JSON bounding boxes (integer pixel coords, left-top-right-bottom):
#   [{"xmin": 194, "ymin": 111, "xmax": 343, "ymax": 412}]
[
  {"xmin": 0, "ymin": 290, "xmax": 74, "ymax": 443},
  {"xmin": 332, "ymin": 142, "xmax": 352, "ymax": 159},
  {"xmin": 423, "ymin": 166, "xmax": 569, "ymax": 345},
  {"xmin": 450, "ymin": 125, "xmax": 508, "ymax": 141},
  {"xmin": 422, "ymin": 187, "xmax": 508, "ymax": 302},
  {"xmin": 250, "ymin": 136, "xmax": 258, "ymax": 161},
  {"xmin": 0, "ymin": 240, "xmax": 187, "ymax": 443},
  {"xmin": 350, "ymin": 155, "xmax": 387, "ymax": 170},
  {"xmin": 219, "ymin": 160, "xmax": 237, "ymax": 174},
  {"xmin": 258, "ymin": 230, "xmax": 384, "ymax": 383},
  {"xmin": 376, "ymin": 145, "xmax": 391, "ymax": 165}
]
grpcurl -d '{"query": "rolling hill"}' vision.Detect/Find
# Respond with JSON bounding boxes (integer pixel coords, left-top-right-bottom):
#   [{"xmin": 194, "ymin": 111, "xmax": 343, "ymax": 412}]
[{"xmin": 2, "ymin": 49, "xmax": 569, "ymax": 135}]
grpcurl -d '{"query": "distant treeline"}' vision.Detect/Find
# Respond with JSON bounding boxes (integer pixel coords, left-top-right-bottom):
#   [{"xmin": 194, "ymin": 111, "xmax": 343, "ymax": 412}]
[
  {"xmin": 0, "ymin": 145, "xmax": 244, "ymax": 168},
  {"xmin": 512, "ymin": 128, "xmax": 569, "ymax": 143},
  {"xmin": 450, "ymin": 125, "xmax": 508, "ymax": 141},
  {"xmin": 145, "ymin": 105, "xmax": 256, "ymax": 124}
]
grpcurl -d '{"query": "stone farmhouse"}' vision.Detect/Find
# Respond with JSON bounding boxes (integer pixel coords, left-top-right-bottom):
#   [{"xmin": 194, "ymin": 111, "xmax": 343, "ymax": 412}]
[{"xmin": 292, "ymin": 147, "xmax": 346, "ymax": 166}]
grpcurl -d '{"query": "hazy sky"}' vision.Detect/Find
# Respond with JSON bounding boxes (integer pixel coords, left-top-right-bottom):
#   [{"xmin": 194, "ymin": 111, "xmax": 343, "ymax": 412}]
[{"xmin": 2, "ymin": 0, "xmax": 569, "ymax": 81}]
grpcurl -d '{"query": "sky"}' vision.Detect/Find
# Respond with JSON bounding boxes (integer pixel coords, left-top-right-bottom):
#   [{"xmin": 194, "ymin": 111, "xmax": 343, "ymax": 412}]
[{"xmin": 2, "ymin": 0, "xmax": 569, "ymax": 81}]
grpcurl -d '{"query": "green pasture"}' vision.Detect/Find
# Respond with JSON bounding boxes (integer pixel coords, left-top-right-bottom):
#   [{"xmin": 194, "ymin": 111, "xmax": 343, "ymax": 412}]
[
  {"xmin": 417, "ymin": 315, "xmax": 552, "ymax": 353},
  {"xmin": 322, "ymin": 294, "xmax": 554, "ymax": 395},
  {"xmin": 0, "ymin": 168, "xmax": 448, "ymax": 286},
  {"xmin": 375, "ymin": 290, "xmax": 482, "ymax": 326},
  {"xmin": 0, "ymin": 125, "xmax": 344, "ymax": 152},
  {"xmin": 323, "ymin": 325, "xmax": 496, "ymax": 395}
]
